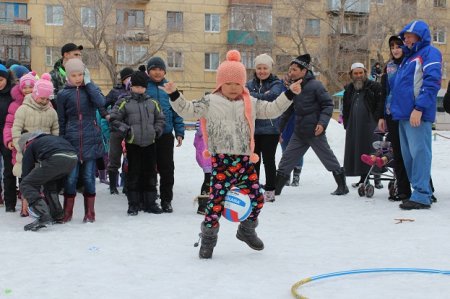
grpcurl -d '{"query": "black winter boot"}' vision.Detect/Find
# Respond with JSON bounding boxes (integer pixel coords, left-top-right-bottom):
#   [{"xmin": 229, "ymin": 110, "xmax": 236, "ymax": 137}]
[
  {"xmin": 291, "ymin": 167, "xmax": 302, "ymax": 187},
  {"xmin": 44, "ymin": 190, "xmax": 64, "ymax": 223},
  {"xmin": 198, "ymin": 222, "xmax": 220, "ymax": 259},
  {"xmin": 331, "ymin": 167, "xmax": 349, "ymax": 195},
  {"xmin": 275, "ymin": 172, "xmax": 290, "ymax": 195},
  {"xmin": 109, "ymin": 171, "xmax": 119, "ymax": 195},
  {"xmin": 236, "ymin": 219, "xmax": 264, "ymax": 250},
  {"xmin": 24, "ymin": 199, "xmax": 53, "ymax": 231},
  {"xmin": 126, "ymin": 191, "xmax": 140, "ymax": 216},
  {"xmin": 143, "ymin": 191, "xmax": 163, "ymax": 214}
]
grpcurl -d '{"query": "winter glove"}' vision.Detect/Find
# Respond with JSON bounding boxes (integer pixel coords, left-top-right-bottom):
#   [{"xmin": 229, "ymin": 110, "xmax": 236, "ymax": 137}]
[
  {"xmin": 84, "ymin": 68, "xmax": 91, "ymax": 85},
  {"xmin": 117, "ymin": 123, "xmax": 130, "ymax": 138}
]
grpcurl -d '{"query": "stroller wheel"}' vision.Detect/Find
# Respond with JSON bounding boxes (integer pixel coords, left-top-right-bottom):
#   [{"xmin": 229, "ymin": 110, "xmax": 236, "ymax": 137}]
[
  {"xmin": 365, "ymin": 184, "xmax": 375, "ymax": 198},
  {"xmin": 358, "ymin": 185, "xmax": 366, "ymax": 197}
]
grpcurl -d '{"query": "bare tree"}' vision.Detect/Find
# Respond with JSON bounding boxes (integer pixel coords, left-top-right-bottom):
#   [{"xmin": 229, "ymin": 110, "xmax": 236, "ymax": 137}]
[{"xmin": 58, "ymin": 0, "xmax": 169, "ymax": 83}]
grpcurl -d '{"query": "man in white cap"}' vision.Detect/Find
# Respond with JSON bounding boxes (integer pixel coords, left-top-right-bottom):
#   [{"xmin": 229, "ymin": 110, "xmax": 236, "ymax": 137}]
[{"xmin": 342, "ymin": 62, "xmax": 384, "ymax": 190}]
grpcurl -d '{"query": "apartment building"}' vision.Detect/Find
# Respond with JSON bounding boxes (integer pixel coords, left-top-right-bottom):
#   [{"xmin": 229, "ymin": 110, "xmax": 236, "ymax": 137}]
[{"xmin": 1, "ymin": 0, "xmax": 449, "ymax": 102}]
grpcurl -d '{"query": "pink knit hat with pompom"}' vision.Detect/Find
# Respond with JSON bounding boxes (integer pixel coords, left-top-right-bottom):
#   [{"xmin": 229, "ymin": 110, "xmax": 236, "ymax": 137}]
[
  {"xmin": 19, "ymin": 72, "xmax": 37, "ymax": 90},
  {"xmin": 201, "ymin": 50, "xmax": 259, "ymax": 163},
  {"xmin": 32, "ymin": 73, "xmax": 54, "ymax": 99}
]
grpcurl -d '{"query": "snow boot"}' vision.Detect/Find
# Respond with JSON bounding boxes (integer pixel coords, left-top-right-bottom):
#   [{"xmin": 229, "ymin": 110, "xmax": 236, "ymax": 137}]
[
  {"xmin": 45, "ymin": 190, "xmax": 64, "ymax": 223},
  {"xmin": 198, "ymin": 222, "xmax": 220, "ymax": 259},
  {"xmin": 63, "ymin": 194, "xmax": 75, "ymax": 223},
  {"xmin": 291, "ymin": 167, "xmax": 301, "ymax": 187},
  {"xmin": 143, "ymin": 191, "xmax": 163, "ymax": 214},
  {"xmin": 99, "ymin": 170, "xmax": 109, "ymax": 184},
  {"xmin": 109, "ymin": 171, "xmax": 119, "ymax": 194},
  {"xmin": 331, "ymin": 167, "xmax": 349, "ymax": 195},
  {"xmin": 24, "ymin": 198, "xmax": 53, "ymax": 231},
  {"xmin": 236, "ymin": 219, "xmax": 264, "ymax": 250},
  {"xmin": 161, "ymin": 201, "xmax": 173, "ymax": 213},
  {"xmin": 83, "ymin": 193, "xmax": 96, "ymax": 223},
  {"xmin": 264, "ymin": 190, "xmax": 275, "ymax": 203},
  {"xmin": 275, "ymin": 172, "xmax": 290, "ymax": 195},
  {"xmin": 126, "ymin": 191, "xmax": 140, "ymax": 216}
]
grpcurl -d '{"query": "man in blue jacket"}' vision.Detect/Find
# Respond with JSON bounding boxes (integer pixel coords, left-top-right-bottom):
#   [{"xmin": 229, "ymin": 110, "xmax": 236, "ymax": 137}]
[
  {"xmin": 146, "ymin": 57, "xmax": 185, "ymax": 213},
  {"xmin": 390, "ymin": 20, "xmax": 442, "ymax": 210}
]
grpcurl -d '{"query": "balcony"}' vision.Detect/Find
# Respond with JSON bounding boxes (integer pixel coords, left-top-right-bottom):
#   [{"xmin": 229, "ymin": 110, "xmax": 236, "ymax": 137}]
[
  {"xmin": 229, "ymin": 0, "xmax": 272, "ymax": 5},
  {"xmin": 227, "ymin": 30, "xmax": 271, "ymax": 46},
  {"xmin": 0, "ymin": 19, "xmax": 31, "ymax": 36},
  {"xmin": 327, "ymin": 0, "xmax": 370, "ymax": 15},
  {"xmin": 116, "ymin": 28, "xmax": 149, "ymax": 42}
]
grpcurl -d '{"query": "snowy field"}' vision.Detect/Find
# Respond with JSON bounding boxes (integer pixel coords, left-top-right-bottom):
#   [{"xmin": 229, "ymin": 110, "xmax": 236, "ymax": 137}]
[{"xmin": 1, "ymin": 120, "xmax": 449, "ymax": 299}]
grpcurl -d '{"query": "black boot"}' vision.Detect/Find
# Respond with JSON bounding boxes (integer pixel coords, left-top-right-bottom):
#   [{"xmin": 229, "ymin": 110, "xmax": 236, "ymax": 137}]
[
  {"xmin": 236, "ymin": 219, "xmax": 264, "ymax": 250},
  {"xmin": 143, "ymin": 191, "xmax": 163, "ymax": 214},
  {"xmin": 331, "ymin": 167, "xmax": 349, "ymax": 195},
  {"xmin": 109, "ymin": 171, "xmax": 119, "ymax": 195},
  {"xmin": 291, "ymin": 167, "xmax": 301, "ymax": 187},
  {"xmin": 24, "ymin": 198, "xmax": 53, "ymax": 231},
  {"xmin": 45, "ymin": 190, "xmax": 64, "ymax": 223},
  {"xmin": 275, "ymin": 172, "xmax": 290, "ymax": 195},
  {"xmin": 161, "ymin": 201, "xmax": 173, "ymax": 213},
  {"xmin": 126, "ymin": 191, "xmax": 140, "ymax": 216},
  {"xmin": 198, "ymin": 222, "xmax": 219, "ymax": 259}
]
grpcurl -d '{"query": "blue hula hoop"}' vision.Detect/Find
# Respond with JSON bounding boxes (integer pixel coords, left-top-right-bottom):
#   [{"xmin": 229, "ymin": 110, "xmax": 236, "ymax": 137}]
[{"xmin": 291, "ymin": 267, "xmax": 450, "ymax": 299}]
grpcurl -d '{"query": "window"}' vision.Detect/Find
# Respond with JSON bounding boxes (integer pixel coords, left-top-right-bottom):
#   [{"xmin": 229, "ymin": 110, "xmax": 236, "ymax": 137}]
[
  {"xmin": 276, "ymin": 17, "xmax": 291, "ymax": 36},
  {"xmin": 46, "ymin": 5, "xmax": 63, "ymax": 26},
  {"xmin": 45, "ymin": 47, "xmax": 60, "ymax": 66},
  {"xmin": 116, "ymin": 45, "xmax": 148, "ymax": 64},
  {"xmin": 205, "ymin": 14, "xmax": 220, "ymax": 32},
  {"xmin": 81, "ymin": 7, "xmax": 96, "ymax": 27},
  {"xmin": 116, "ymin": 10, "xmax": 145, "ymax": 28},
  {"xmin": 305, "ymin": 19, "xmax": 320, "ymax": 36},
  {"xmin": 0, "ymin": 2, "xmax": 27, "ymax": 23},
  {"xmin": 167, "ymin": 11, "xmax": 183, "ymax": 32},
  {"xmin": 275, "ymin": 55, "xmax": 292, "ymax": 73},
  {"xmin": 205, "ymin": 53, "xmax": 219, "ymax": 70},
  {"xmin": 0, "ymin": 36, "xmax": 30, "ymax": 62},
  {"xmin": 230, "ymin": 6, "xmax": 272, "ymax": 32},
  {"xmin": 167, "ymin": 51, "xmax": 183, "ymax": 68},
  {"xmin": 434, "ymin": 0, "xmax": 446, "ymax": 7},
  {"xmin": 433, "ymin": 27, "xmax": 446, "ymax": 44},
  {"xmin": 240, "ymin": 51, "xmax": 255, "ymax": 69},
  {"xmin": 371, "ymin": 0, "xmax": 384, "ymax": 4}
]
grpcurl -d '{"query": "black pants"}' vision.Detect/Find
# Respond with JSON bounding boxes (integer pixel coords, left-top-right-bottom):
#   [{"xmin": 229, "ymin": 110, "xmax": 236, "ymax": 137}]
[
  {"xmin": 155, "ymin": 133, "xmax": 175, "ymax": 203},
  {"xmin": 108, "ymin": 131, "xmax": 124, "ymax": 172},
  {"xmin": 126, "ymin": 143, "xmax": 157, "ymax": 192},
  {"xmin": 20, "ymin": 154, "xmax": 78, "ymax": 205},
  {"xmin": 0, "ymin": 142, "xmax": 16, "ymax": 209},
  {"xmin": 254, "ymin": 134, "xmax": 279, "ymax": 191},
  {"xmin": 386, "ymin": 115, "xmax": 411, "ymax": 196}
]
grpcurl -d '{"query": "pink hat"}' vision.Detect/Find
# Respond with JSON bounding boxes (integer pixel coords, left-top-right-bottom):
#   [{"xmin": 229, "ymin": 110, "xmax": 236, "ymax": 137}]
[
  {"xmin": 32, "ymin": 73, "xmax": 54, "ymax": 99},
  {"xmin": 202, "ymin": 50, "xmax": 259, "ymax": 163},
  {"xmin": 19, "ymin": 72, "xmax": 37, "ymax": 90}
]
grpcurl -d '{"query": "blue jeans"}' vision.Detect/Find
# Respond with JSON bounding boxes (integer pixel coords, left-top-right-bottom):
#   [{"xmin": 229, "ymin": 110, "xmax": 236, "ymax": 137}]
[
  {"xmin": 398, "ymin": 120, "xmax": 432, "ymax": 205},
  {"xmin": 64, "ymin": 159, "xmax": 96, "ymax": 195}
]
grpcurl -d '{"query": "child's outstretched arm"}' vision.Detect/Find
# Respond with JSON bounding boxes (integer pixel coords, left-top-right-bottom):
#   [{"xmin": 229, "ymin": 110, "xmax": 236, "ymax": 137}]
[
  {"xmin": 160, "ymin": 82, "xmax": 209, "ymax": 119},
  {"xmin": 255, "ymin": 79, "xmax": 301, "ymax": 120}
]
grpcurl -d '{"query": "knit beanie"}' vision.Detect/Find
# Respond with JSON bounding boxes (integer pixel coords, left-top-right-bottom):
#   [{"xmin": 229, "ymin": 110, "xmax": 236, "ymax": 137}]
[
  {"xmin": 254, "ymin": 53, "xmax": 273, "ymax": 71},
  {"xmin": 147, "ymin": 57, "xmax": 166, "ymax": 72},
  {"xmin": 291, "ymin": 54, "xmax": 311, "ymax": 70},
  {"xmin": 19, "ymin": 72, "xmax": 37, "ymax": 90},
  {"xmin": 130, "ymin": 71, "xmax": 149, "ymax": 88},
  {"xmin": 10, "ymin": 64, "xmax": 29, "ymax": 79},
  {"xmin": 201, "ymin": 50, "xmax": 259, "ymax": 163},
  {"xmin": 32, "ymin": 73, "xmax": 54, "ymax": 99},
  {"xmin": 18, "ymin": 131, "xmax": 44, "ymax": 153},
  {"xmin": 0, "ymin": 64, "xmax": 9, "ymax": 79},
  {"xmin": 120, "ymin": 67, "xmax": 134, "ymax": 81},
  {"xmin": 64, "ymin": 58, "xmax": 85, "ymax": 74}
]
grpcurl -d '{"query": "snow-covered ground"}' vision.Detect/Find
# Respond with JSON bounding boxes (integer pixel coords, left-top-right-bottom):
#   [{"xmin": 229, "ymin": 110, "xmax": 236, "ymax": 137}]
[{"xmin": 1, "ymin": 120, "xmax": 449, "ymax": 299}]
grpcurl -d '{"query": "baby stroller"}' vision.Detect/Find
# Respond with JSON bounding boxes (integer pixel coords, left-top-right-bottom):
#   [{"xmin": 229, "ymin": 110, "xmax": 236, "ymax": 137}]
[{"xmin": 358, "ymin": 132, "xmax": 397, "ymax": 198}]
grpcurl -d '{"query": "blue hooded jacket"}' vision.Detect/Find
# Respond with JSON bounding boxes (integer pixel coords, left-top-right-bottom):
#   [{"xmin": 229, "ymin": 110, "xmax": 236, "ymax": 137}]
[{"xmin": 390, "ymin": 20, "xmax": 442, "ymax": 122}]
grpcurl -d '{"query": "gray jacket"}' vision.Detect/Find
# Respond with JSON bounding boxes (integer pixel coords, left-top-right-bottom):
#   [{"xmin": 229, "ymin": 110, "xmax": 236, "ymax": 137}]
[{"xmin": 110, "ymin": 93, "xmax": 165, "ymax": 147}]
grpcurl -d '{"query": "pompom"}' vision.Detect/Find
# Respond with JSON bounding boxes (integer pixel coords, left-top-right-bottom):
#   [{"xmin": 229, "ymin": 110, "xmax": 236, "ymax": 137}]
[
  {"xmin": 226, "ymin": 50, "xmax": 241, "ymax": 62},
  {"xmin": 250, "ymin": 153, "xmax": 259, "ymax": 163},
  {"xmin": 138, "ymin": 65, "xmax": 146, "ymax": 72},
  {"xmin": 40, "ymin": 73, "xmax": 51, "ymax": 81},
  {"xmin": 202, "ymin": 149, "xmax": 212, "ymax": 159},
  {"xmin": 31, "ymin": 71, "xmax": 37, "ymax": 76}
]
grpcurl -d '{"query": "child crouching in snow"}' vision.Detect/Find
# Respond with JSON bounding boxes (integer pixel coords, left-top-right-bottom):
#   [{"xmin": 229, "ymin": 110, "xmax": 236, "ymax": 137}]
[{"xmin": 159, "ymin": 50, "xmax": 302, "ymax": 259}]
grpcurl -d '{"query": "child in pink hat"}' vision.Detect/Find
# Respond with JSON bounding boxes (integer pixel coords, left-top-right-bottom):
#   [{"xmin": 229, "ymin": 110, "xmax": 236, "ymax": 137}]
[{"xmin": 160, "ymin": 49, "xmax": 302, "ymax": 259}]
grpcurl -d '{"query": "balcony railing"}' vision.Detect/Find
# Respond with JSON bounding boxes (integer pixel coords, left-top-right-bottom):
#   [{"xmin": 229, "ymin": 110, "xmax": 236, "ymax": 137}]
[
  {"xmin": 327, "ymin": 0, "xmax": 370, "ymax": 14},
  {"xmin": 0, "ymin": 19, "xmax": 31, "ymax": 36},
  {"xmin": 227, "ymin": 30, "xmax": 271, "ymax": 46}
]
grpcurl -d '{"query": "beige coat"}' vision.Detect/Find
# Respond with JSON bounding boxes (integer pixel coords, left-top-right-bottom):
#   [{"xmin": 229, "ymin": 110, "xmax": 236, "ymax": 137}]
[
  {"xmin": 12, "ymin": 94, "xmax": 59, "ymax": 177},
  {"xmin": 170, "ymin": 92, "xmax": 291, "ymax": 156}
]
